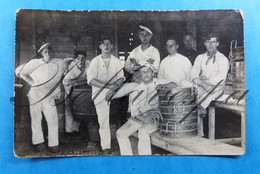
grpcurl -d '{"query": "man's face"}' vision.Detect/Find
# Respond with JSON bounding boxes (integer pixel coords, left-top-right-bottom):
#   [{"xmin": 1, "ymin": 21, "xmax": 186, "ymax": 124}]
[
  {"xmin": 41, "ymin": 48, "xmax": 53, "ymax": 59},
  {"xmin": 99, "ymin": 39, "xmax": 113, "ymax": 53},
  {"xmin": 183, "ymin": 35, "xmax": 193, "ymax": 49},
  {"xmin": 204, "ymin": 37, "xmax": 219, "ymax": 53},
  {"xmin": 140, "ymin": 67, "xmax": 154, "ymax": 84},
  {"xmin": 75, "ymin": 54, "xmax": 86, "ymax": 69},
  {"xmin": 166, "ymin": 40, "xmax": 179, "ymax": 55},
  {"xmin": 138, "ymin": 30, "xmax": 152, "ymax": 44}
]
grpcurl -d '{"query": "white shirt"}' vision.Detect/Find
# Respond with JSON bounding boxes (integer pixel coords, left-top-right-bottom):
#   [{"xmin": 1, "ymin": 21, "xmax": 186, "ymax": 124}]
[
  {"xmin": 15, "ymin": 58, "xmax": 66, "ymax": 103},
  {"xmin": 87, "ymin": 55, "xmax": 125, "ymax": 104},
  {"xmin": 125, "ymin": 45, "xmax": 160, "ymax": 73},
  {"xmin": 63, "ymin": 60, "xmax": 90, "ymax": 93},
  {"xmin": 190, "ymin": 51, "xmax": 229, "ymax": 85},
  {"xmin": 158, "ymin": 53, "xmax": 192, "ymax": 86},
  {"xmin": 130, "ymin": 79, "xmax": 160, "ymax": 117}
]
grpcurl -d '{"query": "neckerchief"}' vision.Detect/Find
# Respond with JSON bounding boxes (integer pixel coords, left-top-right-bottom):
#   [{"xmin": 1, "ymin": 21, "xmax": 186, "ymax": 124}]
[{"xmin": 206, "ymin": 51, "xmax": 216, "ymax": 65}]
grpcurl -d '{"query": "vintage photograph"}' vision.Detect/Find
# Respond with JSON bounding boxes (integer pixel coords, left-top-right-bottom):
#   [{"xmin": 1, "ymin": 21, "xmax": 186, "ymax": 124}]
[{"xmin": 14, "ymin": 9, "xmax": 245, "ymax": 157}]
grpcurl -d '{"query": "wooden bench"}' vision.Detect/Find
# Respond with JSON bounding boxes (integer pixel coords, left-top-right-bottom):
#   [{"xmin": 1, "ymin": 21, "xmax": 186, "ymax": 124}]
[
  {"xmin": 208, "ymin": 95, "xmax": 245, "ymax": 149},
  {"xmin": 132, "ymin": 131, "xmax": 244, "ymax": 155},
  {"xmin": 131, "ymin": 95, "xmax": 245, "ymax": 155}
]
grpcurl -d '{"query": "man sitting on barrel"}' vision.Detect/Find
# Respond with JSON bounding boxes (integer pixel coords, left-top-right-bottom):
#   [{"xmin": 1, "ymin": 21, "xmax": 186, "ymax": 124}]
[{"xmin": 190, "ymin": 33, "xmax": 229, "ymax": 137}]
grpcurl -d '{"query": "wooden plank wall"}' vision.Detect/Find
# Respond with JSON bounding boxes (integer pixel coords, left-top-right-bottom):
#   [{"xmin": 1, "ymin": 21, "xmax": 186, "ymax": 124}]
[{"xmin": 46, "ymin": 33, "xmax": 95, "ymax": 60}]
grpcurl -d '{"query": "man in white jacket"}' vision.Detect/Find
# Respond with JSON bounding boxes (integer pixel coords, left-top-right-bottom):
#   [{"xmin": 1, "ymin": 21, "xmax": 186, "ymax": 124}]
[
  {"xmin": 190, "ymin": 33, "xmax": 229, "ymax": 136},
  {"xmin": 87, "ymin": 36, "xmax": 125, "ymax": 155},
  {"xmin": 15, "ymin": 43, "xmax": 67, "ymax": 152},
  {"xmin": 124, "ymin": 25, "xmax": 160, "ymax": 83},
  {"xmin": 158, "ymin": 37, "xmax": 192, "ymax": 86}
]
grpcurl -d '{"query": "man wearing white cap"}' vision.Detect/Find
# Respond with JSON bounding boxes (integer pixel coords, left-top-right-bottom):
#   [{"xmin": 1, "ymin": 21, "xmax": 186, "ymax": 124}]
[
  {"xmin": 15, "ymin": 43, "xmax": 67, "ymax": 152},
  {"xmin": 125, "ymin": 25, "xmax": 160, "ymax": 83},
  {"xmin": 114, "ymin": 64, "xmax": 162, "ymax": 155}
]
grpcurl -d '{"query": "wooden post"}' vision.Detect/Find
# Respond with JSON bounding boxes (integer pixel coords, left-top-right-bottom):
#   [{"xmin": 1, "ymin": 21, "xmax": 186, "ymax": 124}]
[
  {"xmin": 197, "ymin": 115, "xmax": 204, "ymax": 137},
  {"xmin": 113, "ymin": 15, "xmax": 119, "ymax": 58},
  {"xmin": 241, "ymin": 111, "xmax": 245, "ymax": 149},
  {"xmin": 31, "ymin": 11, "xmax": 37, "ymax": 55},
  {"xmin": 208, "ymin": 106, "xmax": 215, "ymax": 140}
]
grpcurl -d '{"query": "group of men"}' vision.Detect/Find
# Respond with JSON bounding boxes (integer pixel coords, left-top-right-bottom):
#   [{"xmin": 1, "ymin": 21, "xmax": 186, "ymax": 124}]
[{"xmin": 15, "ymin": 25, "xmax": 229, "ymax": 155}]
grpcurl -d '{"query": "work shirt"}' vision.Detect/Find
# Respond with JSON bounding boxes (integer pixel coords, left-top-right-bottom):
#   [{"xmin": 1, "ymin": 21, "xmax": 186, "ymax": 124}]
[
  {"xmin": 130, "ymin": 79, "xmax": 160, "ymax": 118},
  {"xmin": 190, "ymin": 51, "xmax": 229, "ymax": 86},
  {"xmin": 125, "ymin": 45, "xmax": 160, "ymax": 73},
  {"xmin": 158, "ymin": 53, "xmax": 192, "ymax": 86},
  {"xmin": 63, "ymin": 60, "xmax": 90, "ymax": 93},
  {"xmin": 15, "ymin": 58, "xmax": 66, "ymax": 103},
  {"xmin": 87, "ymin": 55, "xmax": 125, "ymax": 104}
]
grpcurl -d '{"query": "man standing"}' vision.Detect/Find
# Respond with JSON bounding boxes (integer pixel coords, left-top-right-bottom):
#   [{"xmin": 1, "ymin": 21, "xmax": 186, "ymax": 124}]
[
  {"xmin": 190, "ymin": 33, "xmax": 229, "ymax": 136},
  {"xmin": 178, "ymin": 34, "xmax": 199, "ymax": 65},
  {"xmin": 87, "ymin": 37, "xmax": 125, "ymax": 155},
  {"xmin": 158, "ymin": 37, "xmax": 192, "ymax": 86},
  {"xmin": 124, "ymin": 25, "xmax": 160, "ymax": 83},
  {"xmin": 15, "ymin": 43, "xmax": 66, "ymax": 152},
  {"xmin": 63, "ymin": 51, "xmax": 90, "ymax": 138}
]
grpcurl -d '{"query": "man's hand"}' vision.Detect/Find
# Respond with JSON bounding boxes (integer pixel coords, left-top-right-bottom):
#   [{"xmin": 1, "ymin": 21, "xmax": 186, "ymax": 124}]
[
  {"xmin": 132, "ymin": 64, "xmax": 141, "ymax": 71},
  {"xmin": 156, "ymin": 82, "xmax": 178, "ymax": 90},
  {"xmin": 130, "ymin": 58, "xmax": 138, "ymax": 65},
  {"xmin": 26, "ymin": 77, "xmax": 34, "ymax": 86},
  {"xmin": 201, "ymin": 83, "xmax": 213, "ymax": 92},
  {"xmin": 200, "ymin": 76, "xmax": 210, "ymax": 80},
  {"xmin": 130, "ymin": 58, "xmax": 141, "ymax": 71},
  {"xmin": 147, "ymin": 58, "xmax": 155, "ymax": 64},
  {"xmin": 143, "ymin": 115, "xmax": 158, "ymax": 124},
  {"xmin": 105, "ymin": 89, "xmax": 116, "ymax": 101},
  {"xmin": 192, "ymin": 77, "xmax": 203, "ymax": 86},
  {"xmin": 165, "ymin": 82, "xmax": 178, "ymax": 88},
  {"xmin": 64, "ymin": 57, "xmax": 74, "ymax": 63},
  {"xmin": 156, "ymin": 84, "xmax": 165, "ymax": 90},
  {"xmin": 107, "ymin": 83, "xmax": 119, "ymax": 90}
]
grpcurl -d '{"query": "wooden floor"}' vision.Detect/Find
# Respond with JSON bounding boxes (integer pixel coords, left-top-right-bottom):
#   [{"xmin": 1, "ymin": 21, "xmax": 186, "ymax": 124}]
[{"xmin": 14, "ymin": 107, "xmax": 242, "ymax": 157}]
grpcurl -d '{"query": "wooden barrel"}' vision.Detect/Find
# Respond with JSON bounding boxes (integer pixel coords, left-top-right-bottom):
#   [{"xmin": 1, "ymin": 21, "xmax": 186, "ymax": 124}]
[
  {"xmin": 231, "ymin": 61, "xmax": 245, "ymax": 83},
  {"xmin": 71, "ymin": 85, "xmax": 128, "ymax": 141},
  {"xmin": 157, "ymin": 87, "xmax": 198, "ymax": 138},
  {"xmin": 230, "ymin": 44, "xmax": 245, "ymax": 99},
  {"xmin": 71, "ymin": 87, "xmax": 97, "ymax": 122},
  {"xmin": 231, "ymin": 48, "xmax": 245, "ymax": 99},
  {"xmin": 231, "ymin": 46, "xmax": 244, "ymax": 61}
]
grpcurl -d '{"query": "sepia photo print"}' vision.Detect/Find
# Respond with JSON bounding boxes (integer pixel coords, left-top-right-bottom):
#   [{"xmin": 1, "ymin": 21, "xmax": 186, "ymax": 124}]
[{"xmin": 14, "ymin": 9, "xmax": 245, "ymax": 157}]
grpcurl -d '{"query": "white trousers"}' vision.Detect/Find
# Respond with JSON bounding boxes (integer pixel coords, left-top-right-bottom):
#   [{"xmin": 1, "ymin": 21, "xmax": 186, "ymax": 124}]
[
  {"xmin": 197, "ymin": 86, "xmax": 224, "ymax": 109},
  {"xmin": 95, "ymin": 101, "xmax": 111, "ymax": 150},
  {"xmin": 29, "ymin": 98, "xmax": 59, "ymax": 147},
  {"xmin": 197, "ymin": 86, "xmax": 224, "ymax": 137},
  {"xmin": 116, "ymin": 118, "xmax": 158, "ymax": 155}
]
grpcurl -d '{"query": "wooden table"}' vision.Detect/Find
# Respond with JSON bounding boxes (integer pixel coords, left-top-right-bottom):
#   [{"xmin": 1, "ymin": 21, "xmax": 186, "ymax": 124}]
[{"xmin": 208, "ymin": 95, "xmax": 245, "ymax": 149}]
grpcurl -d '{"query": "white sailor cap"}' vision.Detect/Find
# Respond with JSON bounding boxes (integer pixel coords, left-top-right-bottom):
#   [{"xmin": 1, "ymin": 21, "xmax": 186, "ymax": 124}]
[
  {"xmin": 140, "ymin": 61, "xmax": 156, "ymax": 72},
  {"xmin": 38, "ymin": 43, "xmax": 52, "ymax": 53},
  {"xmin": 139, "ymin": 25, "xmax": 153, "ymax": 35}
]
